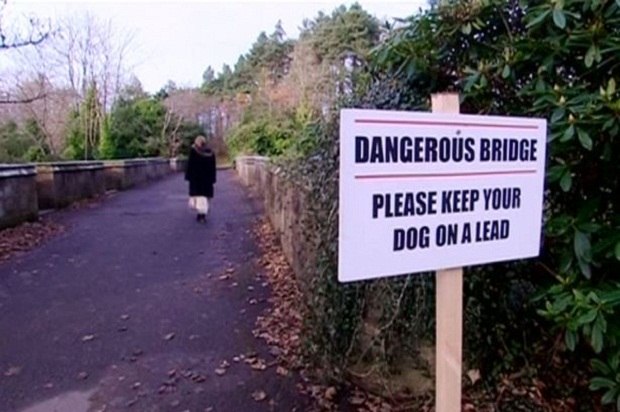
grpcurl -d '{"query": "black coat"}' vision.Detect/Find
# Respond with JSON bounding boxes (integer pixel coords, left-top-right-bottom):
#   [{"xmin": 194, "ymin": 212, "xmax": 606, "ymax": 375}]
[{"xmin": 185, "ymin": 147, "xmax": 216, "ymax": 197}]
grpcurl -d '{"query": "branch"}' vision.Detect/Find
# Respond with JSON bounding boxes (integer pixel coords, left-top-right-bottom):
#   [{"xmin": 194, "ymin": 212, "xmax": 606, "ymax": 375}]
[
  {"xmin": 171, "ymin": 112, "xmax": 183, "ymax": 135},
  {"xmin": 0, "ymin": 31, "xmax": 49, "ymax": 50},
  {"xmin": 0, "ymin": 91, "xmax": 47, "ymax": 105}
]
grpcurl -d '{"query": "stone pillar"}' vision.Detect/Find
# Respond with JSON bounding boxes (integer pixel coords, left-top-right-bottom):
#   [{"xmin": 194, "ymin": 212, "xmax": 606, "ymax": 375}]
[{"xmin": 0, "ymin": 164, "xmax": 38, "ymax": 229}]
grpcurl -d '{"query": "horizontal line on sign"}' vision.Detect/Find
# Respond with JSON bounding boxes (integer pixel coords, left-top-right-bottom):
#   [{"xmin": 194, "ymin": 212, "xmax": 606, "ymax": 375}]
[
  {"xmin": 354, "ymin": 119, "xmax": 540, "ymax": 130},
  {"xmin": 354, "ymin": 170, "xmax": 537, "ymax": 180}
]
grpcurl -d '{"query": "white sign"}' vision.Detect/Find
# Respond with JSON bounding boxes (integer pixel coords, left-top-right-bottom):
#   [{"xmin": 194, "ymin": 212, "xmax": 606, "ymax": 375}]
[{"xmin": 338, "ymin": 109, "xmax": 547, "ymax": 282}]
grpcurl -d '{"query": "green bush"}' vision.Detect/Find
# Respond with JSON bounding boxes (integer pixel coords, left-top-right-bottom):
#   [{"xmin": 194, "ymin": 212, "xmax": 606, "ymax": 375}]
[
  {"xmin": 0, "ymin": 119, "xmax": 51, "ymax": 163},
  {"xmin": 100, "ymin": 95, "xmax": 202, "ymax": 160},
  {"xmin": 227, "ymin": 114, "xmax": 305, "ymax": 158}
]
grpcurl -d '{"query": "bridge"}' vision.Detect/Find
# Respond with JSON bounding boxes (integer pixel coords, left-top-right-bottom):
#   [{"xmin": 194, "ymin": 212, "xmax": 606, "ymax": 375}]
[{"xmin": 0, "ymin": 170, "xmax": 306, "ymax": 411}]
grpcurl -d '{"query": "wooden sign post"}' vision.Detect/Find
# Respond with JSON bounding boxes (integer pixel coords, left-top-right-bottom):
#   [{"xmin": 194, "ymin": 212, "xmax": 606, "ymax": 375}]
[{"xmin": 432, "ymin": 93, "xmax": 463, "ymax": 412}]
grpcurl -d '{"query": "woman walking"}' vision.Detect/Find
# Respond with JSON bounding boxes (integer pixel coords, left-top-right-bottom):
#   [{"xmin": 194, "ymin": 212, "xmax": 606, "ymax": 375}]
[{"xmin": 185, "ymin": 135, "xmax": 216, "ymax": 223}]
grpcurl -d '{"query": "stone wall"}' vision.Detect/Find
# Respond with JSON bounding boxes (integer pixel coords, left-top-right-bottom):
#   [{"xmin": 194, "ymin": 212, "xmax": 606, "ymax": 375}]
[
  {"xmin": 170, "ymin": 158, "xmax": 187, "ymax": 173},
  {"xmin": 236, "ymin": 156, "xmax": 312, "ymax": 287},
  {"xmin": 103, "ymin": 158, "xmax": 173, "ymax": 191},
  {"xmin": 0, "ymin": 165, "xmax": 38, "ymax": 230},
  {"xmin": 36, "ymin": 161, "xmax": 107, "ymax": 209},
  {"xmin": 1, "ymin": 157, "xmax": 182, "ymax": 229},
  {"xmin": 147, "ymin": 158, "xmax": 170, "ymax": 180}
]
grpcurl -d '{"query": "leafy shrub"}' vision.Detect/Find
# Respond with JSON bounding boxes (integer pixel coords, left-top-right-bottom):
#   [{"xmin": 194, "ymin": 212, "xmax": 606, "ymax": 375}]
[
  {"xmin": 226, "ymin": 109, "xmax": 320, "ymax": 158},
  {"xmin": 354, "ymin": 0, "xmax": 619, "ymax": 405}
]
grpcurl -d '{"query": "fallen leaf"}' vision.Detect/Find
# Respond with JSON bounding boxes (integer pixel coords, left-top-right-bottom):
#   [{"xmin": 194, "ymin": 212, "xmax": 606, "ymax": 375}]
[
  {"xmin": 192, "ymin": 374, "xmax": 206, "ymax": 383},
  {"xmin": 252, "ymin": 390, "xmax": 267, "ymax": 401},
  {"xmin": 467, "ymin": 369, "xmax": 481, "ymax": 385},
  {"xmin": 4, "ymin": 366, "xmax": 21, "ymax": 377},
  {"xmin": 248, "ymin": 358, "xmax": 267, "ymax": 371},
  {"xmin": 325, "ymin": 386, "xmax": 337, "ymax": 400},
  {"xmin": 348, "ymin": 395, "xmax": 365, "ymax": 405}
]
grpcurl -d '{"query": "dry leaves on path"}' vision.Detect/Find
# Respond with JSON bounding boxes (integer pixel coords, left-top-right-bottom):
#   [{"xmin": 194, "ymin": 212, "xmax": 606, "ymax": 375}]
[
  {"xmin": 252, "ymin": 219, "xmax": 303, "ymax": 369},
  {"xmin": 0, "ymin": 219, "xmax": 64, "ymax": 262},
  {"xmin": 245, "ymin": 356, "xmax": 268, "ymax": 371},
  {"xmin": 215, "ymin": 360, "xmax": 230, "ymax": 376},
  {"xmin": 253, "ymin": 218, "xmax": 397, "ymax": 412}
]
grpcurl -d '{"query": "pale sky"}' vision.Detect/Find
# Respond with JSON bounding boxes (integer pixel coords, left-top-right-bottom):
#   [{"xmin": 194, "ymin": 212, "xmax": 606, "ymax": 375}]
[{"xmin": 4, "ymin": 0, "xmax": 426, "ymax": 93}]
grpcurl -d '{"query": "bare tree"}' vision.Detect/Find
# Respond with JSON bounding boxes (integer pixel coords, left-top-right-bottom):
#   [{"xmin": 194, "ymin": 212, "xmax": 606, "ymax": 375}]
[
  {"xmin": 41, "ymin": 12, "xmax": 135, "ymax": 108},
  {"xmin": 12, "ymin": 75, "xmax": 74, "ymax": 157},
  {"xmin": 160, "ymin": 105, "xmax": 183, "ymax": 158},
  {"xmin": 3, "ymin": 11, "xmax": 136, "ymax": 158},
  {"xmin": 163, "ymin": 89, "xmax": 234, "ymax": 156},
  {"xmin": 0, "ymin": 0, "xmax": 51, "ymax": 104}
]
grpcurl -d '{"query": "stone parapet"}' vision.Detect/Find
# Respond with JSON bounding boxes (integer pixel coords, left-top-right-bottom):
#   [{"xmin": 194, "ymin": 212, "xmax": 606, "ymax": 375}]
[
  {"xmin": 0, "ymin": 164, "xmax": 38, "ymax": 229},
  {"xmin": 36, "ymin": 161, "xmax": 106, "ymax": 209},
  {"xmin": 236, "ymin": 156, "xmax": 312, "ymax": 289}
]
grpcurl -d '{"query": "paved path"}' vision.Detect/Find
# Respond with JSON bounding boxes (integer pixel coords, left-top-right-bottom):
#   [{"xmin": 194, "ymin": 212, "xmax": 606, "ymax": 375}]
[{"xmin": 0, "ymin": 171, "xmax": 305, "ymax": 412}]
